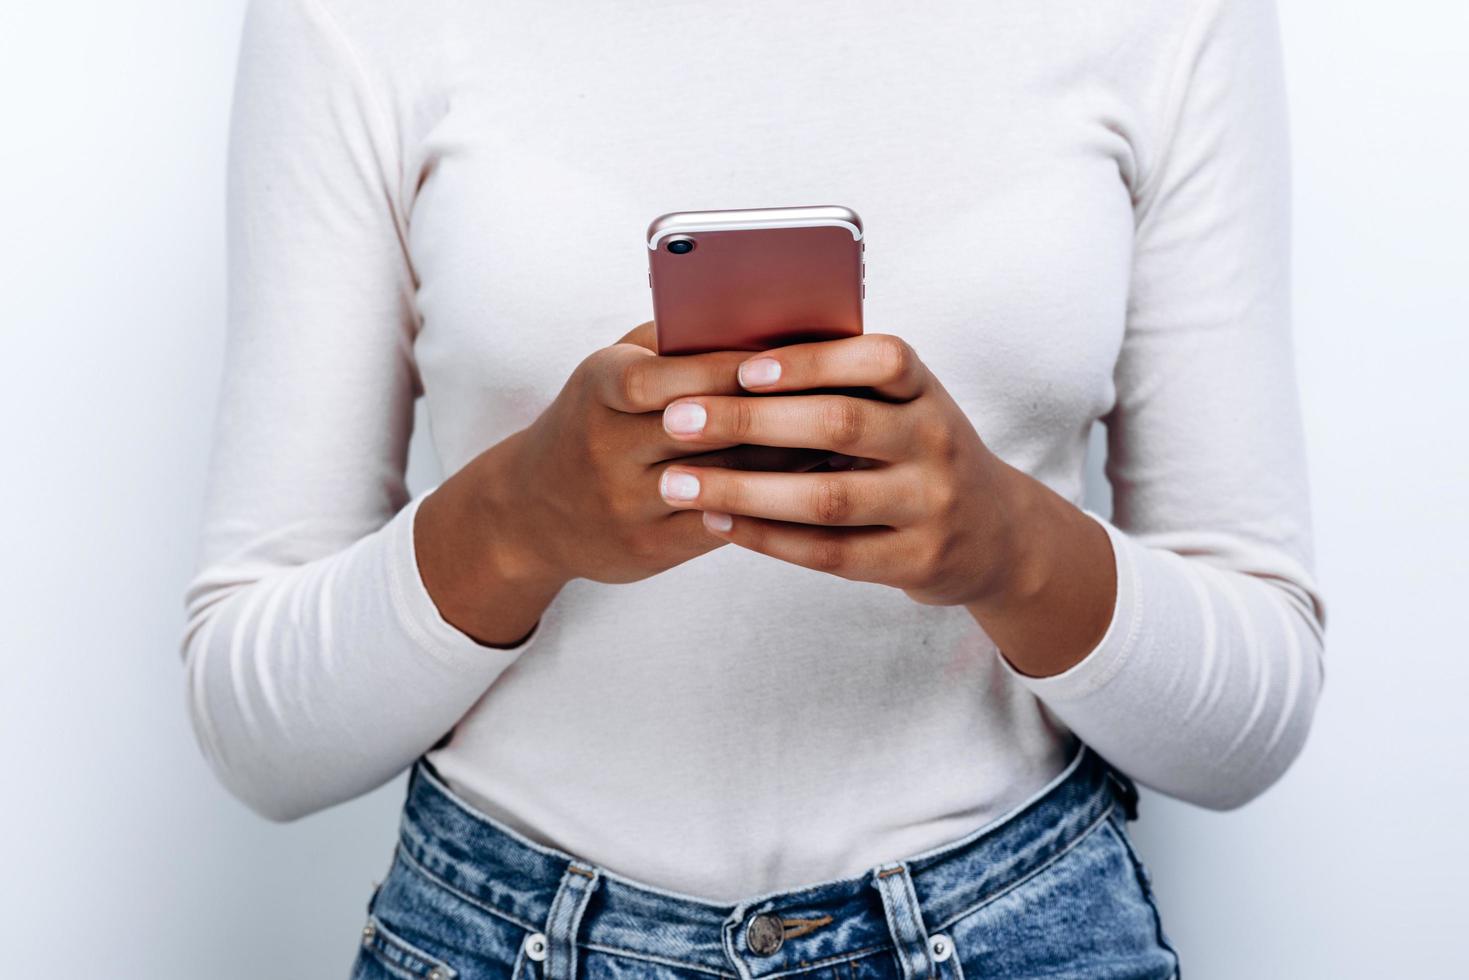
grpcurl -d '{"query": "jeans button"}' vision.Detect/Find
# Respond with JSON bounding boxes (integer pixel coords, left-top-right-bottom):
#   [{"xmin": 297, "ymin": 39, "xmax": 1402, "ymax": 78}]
[
  {"xmin": 928, "ymin": 933, "xmax": 953, "ymax": 962},
  {"xmin": 524, "ymin": 932, "xmax": 548, "ymax": 962},
  {"xmin": 746, "ymin": 913, "xmax": 785, "ymax": 955}
]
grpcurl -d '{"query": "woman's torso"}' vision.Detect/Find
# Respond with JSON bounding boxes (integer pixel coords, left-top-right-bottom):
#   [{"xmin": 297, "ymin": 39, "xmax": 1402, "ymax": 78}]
[{"xmin": 337, "ymin": 0, "xmax": 1189, "ymax": 901}]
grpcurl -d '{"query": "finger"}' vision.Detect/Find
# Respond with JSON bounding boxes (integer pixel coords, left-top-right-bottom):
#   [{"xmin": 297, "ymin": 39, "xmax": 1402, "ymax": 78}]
[
  {"xmin": 661, "ymin": 393, "xmax": 916, "ymax": 461},
  {"xmin": 662, "ymin": 509, "xmax": 730, "ymax": 560},
  {"xmin": 659, "ymin": 466, "xmax": 921, "ymax": 527},
  {"xmin": 734, "ymin": 333, "xmax": 928, "ymax": 401},
  {"xmin": 590, "ymin": 343, "xmax": 748, "ymax": 414},
  {"xmin": 698, "ymin": 513, "xmax": 899, "ymax": 582},
  {"xmin": 622, "ymin": 411, "xmax": 739, "ymax": 462},
  {"xmin": 626, "ymin": 415, "xmax": 834, "ymax": 468},
  {"xmin": 671, "ymin": 445, "xmax": 836, "ymax": 473}
]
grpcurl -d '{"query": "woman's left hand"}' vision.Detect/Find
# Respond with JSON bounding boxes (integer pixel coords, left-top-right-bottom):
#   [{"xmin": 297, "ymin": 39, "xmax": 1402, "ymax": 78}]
[
  {"xmin": 657, "ymin": 333, "xmax": 1027, "ymax": 608},
  {"xmin": 656, "ymin": 332, "xmax": 1118, "ymax": 675}
]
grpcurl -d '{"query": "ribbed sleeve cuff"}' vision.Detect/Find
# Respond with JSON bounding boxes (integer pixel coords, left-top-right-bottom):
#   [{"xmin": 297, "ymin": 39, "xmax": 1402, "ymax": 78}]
[
  {"xmin": 998, "ymin": 509, "xmax": 1144, "ymax": 703},
  {"xmin": 383, "ymin": 490, "xmax": 542, "ymax": 668}
]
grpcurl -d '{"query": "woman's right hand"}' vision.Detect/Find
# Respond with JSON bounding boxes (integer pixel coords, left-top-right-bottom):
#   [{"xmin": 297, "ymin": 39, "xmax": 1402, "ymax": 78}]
[{"xmin": 414, "ymin": 322, "xmax": 780, "ymax": 646}]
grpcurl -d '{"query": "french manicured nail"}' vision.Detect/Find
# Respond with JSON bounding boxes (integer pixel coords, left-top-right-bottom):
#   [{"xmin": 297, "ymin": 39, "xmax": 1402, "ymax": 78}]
[
  {"xmin": 663, "ymin": 401, "xmax": 707, "ymax": 434},
  {"xmin": 703, "ymin": 511, "xmax": 734, "ymax": 532},
  {"xmin": 660, "ymin": 470, "xmax": 701, "ymax": 501},
  {"xmin": 738, "ymin": 358, "xmax": 781, "ymax": 388}
]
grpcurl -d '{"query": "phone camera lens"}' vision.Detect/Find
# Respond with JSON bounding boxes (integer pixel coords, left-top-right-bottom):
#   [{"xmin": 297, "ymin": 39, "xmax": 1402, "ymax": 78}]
[{"xmin": 666, "ymin": 236, "xmax": 695, "ymax": 254}]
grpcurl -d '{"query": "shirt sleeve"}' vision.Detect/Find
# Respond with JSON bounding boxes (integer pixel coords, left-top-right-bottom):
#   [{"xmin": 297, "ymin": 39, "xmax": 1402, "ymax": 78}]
[
  {"xmin": 181, "ymin": 0, "xmax": 536, "ymax": 822},
  {"xmin": 1000, "ymin": 0, "xmax": 1327, "ymax": 809}
]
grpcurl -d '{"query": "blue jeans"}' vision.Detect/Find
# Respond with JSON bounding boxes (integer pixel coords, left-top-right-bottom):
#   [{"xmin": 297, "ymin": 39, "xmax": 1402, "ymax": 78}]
[{"xmin": 351, "ymin": 745, "xmax": 1179, "ymax": 979}]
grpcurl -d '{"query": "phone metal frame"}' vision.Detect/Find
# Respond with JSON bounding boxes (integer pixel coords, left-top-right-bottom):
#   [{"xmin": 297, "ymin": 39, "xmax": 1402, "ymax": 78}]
[{"xmin": 646, "ymin": 205, "xmax": 863, "ymax": 250}]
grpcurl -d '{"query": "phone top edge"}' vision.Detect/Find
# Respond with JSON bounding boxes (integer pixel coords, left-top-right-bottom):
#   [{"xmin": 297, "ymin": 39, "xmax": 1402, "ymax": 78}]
[{"xmin": 646, "ymin": 205, "xmax": 863, "ymax": 249}]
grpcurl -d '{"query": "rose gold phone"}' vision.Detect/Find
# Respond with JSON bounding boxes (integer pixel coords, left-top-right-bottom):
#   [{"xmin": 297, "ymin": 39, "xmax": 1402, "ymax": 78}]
[{"xmin": 646, "ymin": 205, "xmax": 865, "ymax": 355}]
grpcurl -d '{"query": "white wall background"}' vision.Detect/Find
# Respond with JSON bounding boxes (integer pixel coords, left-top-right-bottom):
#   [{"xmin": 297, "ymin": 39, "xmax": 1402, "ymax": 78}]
[{"xmin": 1, "ymin": 2, "xmax": 1463, "ymax": 976}]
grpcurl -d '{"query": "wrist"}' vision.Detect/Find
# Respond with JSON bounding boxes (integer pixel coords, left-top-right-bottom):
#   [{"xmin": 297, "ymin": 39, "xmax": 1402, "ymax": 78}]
[
  {"xmin": 963, "ymin": 460, "xmax": 1116, "ymax": 677},
  {"xmin": 966, "ymin": 458, "xmax": 1053, "ymax": 612},
  {"xmin": 471, "ymin": 431, "xmax": 572, "ymax": 594},
  {"xmin": 415, "ymin": 436, "xmax": 567, "ymax": 647}
]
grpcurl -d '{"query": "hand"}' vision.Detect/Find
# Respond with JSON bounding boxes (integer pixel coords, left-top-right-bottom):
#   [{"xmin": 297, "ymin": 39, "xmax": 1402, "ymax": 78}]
[
  {"xmin": 654, "ymin": 333, "xmax": 1011, "ymax": 605},
  {"xmin": 415, "ymin": 322, "xmax": 824, "ymax": 646},
  {"xmin": 655, "ymin": 333, "xmax": 1117, "ymax": 674}
]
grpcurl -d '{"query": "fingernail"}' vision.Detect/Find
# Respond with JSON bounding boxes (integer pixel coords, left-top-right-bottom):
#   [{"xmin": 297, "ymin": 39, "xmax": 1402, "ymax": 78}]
[
  {"xmin": 663, "ymin": 401, "xmax": 707, "ymax": 434},
  {"xmin": 703, "ymin": 511, "xmax": 733, "ymax": 532},
  {"xmin": 660, "ymin": 470, "xmax": 701, "ymax": 501},
  {"xmin": 738, "ymin": 358, "xmax": 781, "ymax": 388}
]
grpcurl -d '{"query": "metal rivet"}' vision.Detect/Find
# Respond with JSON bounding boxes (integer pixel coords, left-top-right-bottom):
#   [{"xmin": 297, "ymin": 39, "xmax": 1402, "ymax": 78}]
[
  {"xmin": 746, "ymin": 913, "xmax": 785, "ymax": 956},
  {"xmin": 524, "ymin": 932, "xmax": 548, "ymax": 962},
  {"xmin": 928, "ymin": 933, "xmax": 953, "ymax": 963},
  {"xmin": 362, "ymin": 923, "xmax": 376, "ymax": 945}
]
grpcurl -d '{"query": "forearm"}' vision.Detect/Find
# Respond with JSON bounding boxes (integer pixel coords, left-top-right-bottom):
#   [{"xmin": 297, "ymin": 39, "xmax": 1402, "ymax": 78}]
[
  {"xmin": 1004, "ymin": 513, "xmax": 1325, "ymax": 808},
  {"xmin": 183, "ymin": 498, "xmax": 530, "ymax": 820},
  {"xmin": 966, "ymin": 461, "xmax": 1118, "ymax": 678},
  {"xmin": 967, "ymin": 463, "xmax": 1323, "ymax": 808}
]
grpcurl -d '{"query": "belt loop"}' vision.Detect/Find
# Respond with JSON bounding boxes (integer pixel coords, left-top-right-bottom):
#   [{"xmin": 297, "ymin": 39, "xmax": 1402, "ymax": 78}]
[
  {"xmin": 719, "ymin": 901, "xmax": 757, "ymax": 980},
  {"xmin": 871, "ymin": 862, "xmax": 935, "ymax": 980},
  {"xmin": 1104, "ymin": 764, "xmax": 1140, "ymax": 822},
  {"xmin": 544, "ymin": 860, "xmax": 600, "ymax": 980}
]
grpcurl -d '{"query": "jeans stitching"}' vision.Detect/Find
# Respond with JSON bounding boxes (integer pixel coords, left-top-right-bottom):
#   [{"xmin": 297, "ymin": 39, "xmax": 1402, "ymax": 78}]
[
  {"xmin": 577, "ymin": 941, "xmax": 735, "ymax": 978},
  {"xmin": 933, "ymin": 800, "xmax": 1117, "ymax": 933},
  {"xmin": 394, "ymin": 837, "xmax": 542, "ymax": 934},
  {"xmin": 361, "ymin": 912, "xmax": 458, "ymax": 980},
  {"xmin": 396, "ymin": 843, "xmax": 738, "ymax": 978},
  {"xmin": 512, "ymin": 936, "xmax": 531, "ymax": 980},
  {"xmin": 1100, "ymin": 818, "xmax": 1182, "ymax": 978},
  {"xmin": 944, "ymin": 945, "xmax": 967, "ymax": 980},
  {"xmin": 754, "ymin": 944, "xmax": 893, "ymax": 980}
]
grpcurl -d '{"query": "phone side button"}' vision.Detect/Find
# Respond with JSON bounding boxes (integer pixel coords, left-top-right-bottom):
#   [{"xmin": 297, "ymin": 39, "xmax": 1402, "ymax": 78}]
[{"xmin": 647, "ymin": 272, "xmax": 652, "ymax": 288}]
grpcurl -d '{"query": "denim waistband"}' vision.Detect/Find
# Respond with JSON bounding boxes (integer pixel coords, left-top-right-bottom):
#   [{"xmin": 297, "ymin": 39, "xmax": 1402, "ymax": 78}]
[{"xmin": 396, "ymin": 744, "xmax": 1130, "ymax": 979}]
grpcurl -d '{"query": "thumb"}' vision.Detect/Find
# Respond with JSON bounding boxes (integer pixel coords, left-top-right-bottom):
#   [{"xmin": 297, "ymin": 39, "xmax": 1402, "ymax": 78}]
[{"xmin": 617, "ymin": 320, "xmax": 658, "ymax": 352}]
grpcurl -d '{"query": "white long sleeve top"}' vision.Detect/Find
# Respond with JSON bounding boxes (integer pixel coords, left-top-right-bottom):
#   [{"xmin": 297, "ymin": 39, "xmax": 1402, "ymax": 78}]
[{"xmin": 185, "ymin": 0, "xmax": 1327, "ymax": 902}]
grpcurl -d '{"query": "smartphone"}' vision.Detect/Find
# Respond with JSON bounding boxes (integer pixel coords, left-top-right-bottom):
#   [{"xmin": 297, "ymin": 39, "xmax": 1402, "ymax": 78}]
[{"xmin": 646, "ymin": 204, "xmax": 865, "ymax": 355}]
